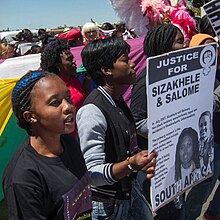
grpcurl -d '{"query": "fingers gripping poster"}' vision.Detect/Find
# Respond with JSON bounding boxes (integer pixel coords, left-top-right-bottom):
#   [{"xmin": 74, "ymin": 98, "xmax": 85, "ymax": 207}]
[{"xmin": 147, "ymin": 44, "xmax": 217, "ymax": 211}]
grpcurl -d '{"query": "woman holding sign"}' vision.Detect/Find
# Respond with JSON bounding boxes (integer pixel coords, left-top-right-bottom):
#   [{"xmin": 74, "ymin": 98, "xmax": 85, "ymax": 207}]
[
  {"xmin": 77, "ymin": 37, "xmax": 157, "ymax": 220},
  {"xmin": 130, "ymin": 24, "xmax": 186, "ymax": 220}
]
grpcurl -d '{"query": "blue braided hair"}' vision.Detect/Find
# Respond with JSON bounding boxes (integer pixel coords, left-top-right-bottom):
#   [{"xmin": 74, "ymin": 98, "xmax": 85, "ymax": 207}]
[{"xmin": 12, "ymin": 70, "xmax": 54, "ymax": 135}]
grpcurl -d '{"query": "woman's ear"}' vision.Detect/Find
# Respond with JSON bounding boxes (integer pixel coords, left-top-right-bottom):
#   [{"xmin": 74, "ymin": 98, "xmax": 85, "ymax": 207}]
[
  {"xmin": 23, "ymin": 111, "xmax": 37, "ymax": 124},
  {"xmin": 101, "ymin": 66, "xmax": 112, "ymax": 76}
]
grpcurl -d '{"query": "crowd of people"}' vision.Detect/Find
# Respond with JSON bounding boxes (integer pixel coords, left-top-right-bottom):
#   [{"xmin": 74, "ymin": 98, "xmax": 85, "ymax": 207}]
[
  {"xmin": 1, "ymin": 3, "xmax": 220, "ymax": 220},
  {"xmin": 0, "ymin": 21, "xmax": 136, "ymax": 59}
]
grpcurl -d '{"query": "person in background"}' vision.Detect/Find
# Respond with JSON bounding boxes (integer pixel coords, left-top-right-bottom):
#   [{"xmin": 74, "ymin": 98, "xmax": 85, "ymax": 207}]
[
  {"xmin": 2, "ymin": 70, "xmax": 92, "ymax": 220},
  {"xmin": 0, "ymin": 42, "xmax": 15, "ymax": 59},
  {"xmin": 57, "ymin": 28, "xmax": 94, "ymax": 93},
  {"xmin": 131, "ymin": 23, "xmax": 185, "ymax": 151},
  {"xmin": 115, "ymin": 22, "xmax": 133, "ymax": 40},
  {"xmin": 57, "ymin": 28, "xmax": 83, "ymax": 47},
  {"xmin": 14, "ymin": 32, "xmax": 23, "ymax": 42},
  {"xmin": 38, "ymin": 28, "xmax": 56, "ymax": 49},
  {"xmin": 169, "ymin": 6, "xmax": 197, "ymax": 47},
  {"xmin": 77, "ymin": 37, "xmax": 157, "ymax": 219},
  {"xmin": 198, "ymin": 16, "xmax": 220, "ymax": 71},
  {"xmin": 82, "ymin": 22, "xmax": 100, "ymax": 45},
  {"xmin": 199, "ymin": 15, "xmax": 216, "ymax": 38},
  {"xmin": 112, "ymin": 29, "xmax": 124, "ymax": 40},
  {"xmin": 99, "ymin": 22, "xmax": 116, "ymax": 38},
  {"xmin": 194, "ymin": 16, "xmax": 201, "ymax": 33},
  {"xmin": 21, "ymin": 29, "xmax": 35, "ymax": 42},
  {"xmin": 186, "ymin": 33, "xmax": 220, "ymax": 220},
  {"xmin": 101, "ymin": 22, "xmax": 115, "ymax": 31},
  {"xmin": 30, "ymin": 45, "xmax": 42, "ymax": 54},
  {"xmin": 130, "ymin": 24, "xmax": 186, "ymax": 220},
  {"xmin": 16, "ymin": 29, "xmax": 40, "ymax": 56},
  {"xmin": 129, "ymin": 28, "xmax": 138, "ymax": 39},
  {"xmin": 40, "ymin": 39, "xmax": 89, "ymax": 136}
]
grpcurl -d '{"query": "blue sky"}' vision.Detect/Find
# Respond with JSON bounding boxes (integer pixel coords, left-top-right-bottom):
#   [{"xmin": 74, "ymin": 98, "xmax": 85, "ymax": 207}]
[{"xmin": 0, "ymin": 0, "xmax": 120, "ymax": 30}]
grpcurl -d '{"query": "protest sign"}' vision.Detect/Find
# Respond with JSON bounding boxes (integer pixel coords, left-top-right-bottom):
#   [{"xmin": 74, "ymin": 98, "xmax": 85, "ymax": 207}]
[
  {"xmin": 147, "ymin": 44, "xmax": 217, "ymax": 211},
  {"xmin": 203, "ymin": 0, "xmax": 220, "ymax": 41}
]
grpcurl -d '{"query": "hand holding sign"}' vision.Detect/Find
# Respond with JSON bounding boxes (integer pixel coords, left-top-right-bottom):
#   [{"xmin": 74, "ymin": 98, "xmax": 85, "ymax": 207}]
[{"xmin": 129, "ymin": 150, "xmax": 158, "ymax": 179}]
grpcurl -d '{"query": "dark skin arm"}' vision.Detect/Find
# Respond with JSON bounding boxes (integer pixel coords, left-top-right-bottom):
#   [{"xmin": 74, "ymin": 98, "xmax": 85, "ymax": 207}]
[{"xmin": 112, "ymin": 150, "xmax": 158, "ymax": 180}]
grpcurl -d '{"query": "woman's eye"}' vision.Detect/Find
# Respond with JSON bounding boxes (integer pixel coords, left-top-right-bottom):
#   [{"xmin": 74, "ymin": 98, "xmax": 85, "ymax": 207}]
[
  {"xmin": 124, "ymin": 59, "xmax": 129, "ymax": 63},
  {"xmin": 177, "ymin": 39, "xmax": 184, "ymax": 44},
  {"xmin": 66, "ymin": 95, "xmax": 73, "ymax": 103},
  {"xmin": 121, "ymin": 57, "xmax": 129, "ymax": 63},
  {"xmin": 50, "ymin": 100, "xmax": 60, "ymax": 107}
]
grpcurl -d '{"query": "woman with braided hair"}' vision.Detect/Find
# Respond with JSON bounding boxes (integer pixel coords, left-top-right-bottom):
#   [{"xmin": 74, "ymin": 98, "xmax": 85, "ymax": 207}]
[
  {"xmin": 131, "ymin": 23, "xmax": 185, "ymax": 152},
  {"xmin": 2, "ymin": 70, "xmax": 92, "ymax": 220},
  {"xmin": 130, "ymin": 23, "xmax": 186, "ymax": 220}
]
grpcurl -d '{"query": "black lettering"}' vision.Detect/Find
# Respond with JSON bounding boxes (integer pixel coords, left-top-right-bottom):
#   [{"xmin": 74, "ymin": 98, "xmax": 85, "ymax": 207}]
[
  {"xmin": 155, "ymin": 194, "xmax": 160, "ymax": 206},
  {"xmin": 152, "ymin": 87, "xmax": 157, "ymax": 97},
  {"xmin": 160, "ymin": 83, "xmax": 166, "ymax": 94},
  {"xmin": 166, "ymin": 93, "xmax": 171, "ymax": 103}
]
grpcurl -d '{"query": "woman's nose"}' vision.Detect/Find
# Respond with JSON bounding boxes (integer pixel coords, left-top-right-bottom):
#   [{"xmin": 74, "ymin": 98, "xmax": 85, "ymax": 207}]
[
  {"xmin": 63, "ymin": 99, "xmax": 75, "ymax": 113},
  {"xmin": 129, "ymin": 60, "xmax": 135, "ymax": 69}
]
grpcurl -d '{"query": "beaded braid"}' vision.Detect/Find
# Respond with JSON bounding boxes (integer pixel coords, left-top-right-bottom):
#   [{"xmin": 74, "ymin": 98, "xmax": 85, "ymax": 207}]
[
  {"xmin": 12, "ymin": 70, "xmax": 54, "ymax": 135},
  {"xmin": 143, "ymin": 24, "xmax": 179, "ymax": 57}
]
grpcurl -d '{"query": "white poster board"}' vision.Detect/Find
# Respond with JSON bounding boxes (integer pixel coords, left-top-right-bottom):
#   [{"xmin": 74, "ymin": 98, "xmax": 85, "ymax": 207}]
[
  {"xmin": 147, "ymin": 44, "xmax": 217, "ymax": 211},
  {"xmin": 203, "ymin": 0, "xmax": 220, "ymax": 42}
]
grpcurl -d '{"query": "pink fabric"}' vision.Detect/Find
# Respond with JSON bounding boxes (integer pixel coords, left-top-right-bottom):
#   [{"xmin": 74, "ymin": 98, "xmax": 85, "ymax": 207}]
[
  {"xmin": 0, "ymin": 59, "xmax": 5, "ymax": 64},
  {"xmin": 122, "ymin": 37, "xmax": 145, "ymax": 106},
  {"xmin": 70, "ymin": 46, "xmax": 84, "ymax": 68}
]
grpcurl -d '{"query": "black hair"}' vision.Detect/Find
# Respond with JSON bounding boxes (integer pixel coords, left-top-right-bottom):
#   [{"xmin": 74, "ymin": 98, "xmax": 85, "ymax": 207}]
[
  {"xmin": 199, "ymin": 15, "xmax": 215, "ymax": 37},
  {"xmin": 175, "ymin": 127, "xmax": 200, "ymax": 181},
  {"xmin": 38, "ymin": 28, "xmax": 46, "ymax": 36},
  {"xmin": 102, "ymin": 22, "xmax": 115, "ymax": 30},
  {"xmin": 199, "ymin": 111, "xmax": 211, "ymax": 124},
  {"xmin": 22, "ymin": 29, "xmax": 33, "ymax": 39},
  {"xmin": 30, "ymin": 45, "xmax": 42, "ymax": 54},
  {"xmin": 15, "ymin": 32, "xmax": 23, "ymax": 41},
  {"xmin": 143, "ymin": 24, "xmax": 182, "ymax": 57},
  {"xmin": 111, "ymin": 30, "xmax": 123, "ymax": 39},
  {"xmin": 199, "ymin": 111, "xmax": 213, "ymax": 138},
  {"xmin": 194, "ymin": 17, "xmax": 201, "ymax": 33},
  {"xmin": 40, "ymin": 38, "xmax": 69, "ymax": 74},
  {"xmin": 81, "ymin": 37, "xmax": 130, "ymax": 86},
  {"xmin": 12, "ymin": 70, "xmax": 55, "ymax": 135}
]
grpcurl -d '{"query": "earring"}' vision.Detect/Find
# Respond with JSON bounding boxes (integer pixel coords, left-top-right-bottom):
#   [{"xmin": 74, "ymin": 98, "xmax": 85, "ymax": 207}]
[{"xmin": 30, "ymin": 118, "xmax": 37, "ymax": 123}]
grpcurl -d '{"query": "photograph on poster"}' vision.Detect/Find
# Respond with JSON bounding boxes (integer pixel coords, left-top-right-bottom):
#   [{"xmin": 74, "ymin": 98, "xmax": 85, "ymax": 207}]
[
  {"xmin": 198, "ymin": 111, "xmax": 214, "ymax": 176},
  {"xmin": 147, "ymin": 44, "xmax": 217, "ymax": 211}
]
